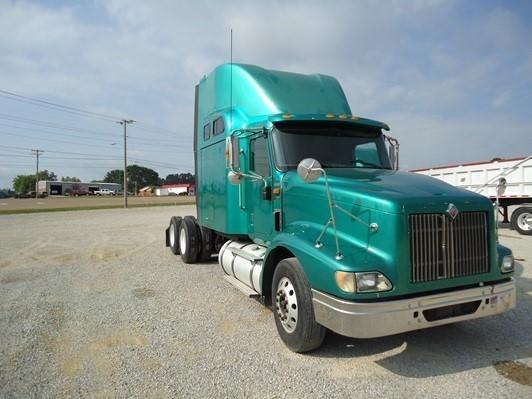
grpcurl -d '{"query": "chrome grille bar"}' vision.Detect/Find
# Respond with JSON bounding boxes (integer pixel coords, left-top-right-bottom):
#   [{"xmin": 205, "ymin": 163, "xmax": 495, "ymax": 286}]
[{"xmin": 409, "ymin": 212, "xmax": 488, "ymax": 283}]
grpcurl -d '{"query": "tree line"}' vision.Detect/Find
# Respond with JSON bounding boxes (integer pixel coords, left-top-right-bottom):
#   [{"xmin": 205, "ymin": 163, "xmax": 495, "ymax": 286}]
[{"xmin": 12, "ymin": 166, "xmax": 195, "ymax": 193}]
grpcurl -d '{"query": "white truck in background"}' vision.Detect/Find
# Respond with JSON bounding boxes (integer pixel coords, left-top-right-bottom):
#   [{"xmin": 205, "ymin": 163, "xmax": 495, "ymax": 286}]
[
  {"xmin": 94, "ymin": 188, "xmax": 116, "ymax": 196},
  {"xmin": 413, "ymin": 156, "xmax": 532, "ymax": 235}
]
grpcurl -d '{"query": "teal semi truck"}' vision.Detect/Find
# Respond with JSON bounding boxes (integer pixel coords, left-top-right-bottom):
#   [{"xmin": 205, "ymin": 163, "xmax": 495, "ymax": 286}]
[{"xmin": 166, "ymin": 63, "xmax": 516, "ymax": 352}]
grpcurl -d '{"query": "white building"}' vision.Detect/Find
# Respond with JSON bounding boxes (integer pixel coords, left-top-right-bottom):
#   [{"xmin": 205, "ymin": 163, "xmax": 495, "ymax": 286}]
[{"xmin": 38, "ymin": 180, "xmax": 122, "ymax": 195}]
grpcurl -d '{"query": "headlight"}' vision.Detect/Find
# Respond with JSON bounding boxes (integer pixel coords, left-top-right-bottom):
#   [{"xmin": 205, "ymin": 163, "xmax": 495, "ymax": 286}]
[
  {"xmin": 501, "ymin": 255, "xmax": 514, "ymax": 273},
  {"xmin": 335, "ymin": 271, "xmax": 392, "ymax": 293},
  {"xmin": 355, "ymin": 272, "xmax": 393, "ymax": 293}
]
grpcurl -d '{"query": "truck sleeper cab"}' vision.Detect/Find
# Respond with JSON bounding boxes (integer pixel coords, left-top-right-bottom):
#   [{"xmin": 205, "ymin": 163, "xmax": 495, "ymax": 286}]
[{"xmin": 165, "ymin": 63, "xmax": 516, "ymax": 352}]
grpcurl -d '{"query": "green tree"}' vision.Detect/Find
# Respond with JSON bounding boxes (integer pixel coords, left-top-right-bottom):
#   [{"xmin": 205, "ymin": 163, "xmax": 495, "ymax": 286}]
[
  {"xmin": 61, "ymin": 176, "xmax": 81, "ymax": 182},
  {"xmin": 164, "ymin": 173, "xmax": 195, "ymax": 184},
  {"xmin": 12, "ymin": 170, "xmax": 57, "ymax": 192},
  {"xmin": 103, "ymin": 165, "xmax": 160, "ymax": 193}
]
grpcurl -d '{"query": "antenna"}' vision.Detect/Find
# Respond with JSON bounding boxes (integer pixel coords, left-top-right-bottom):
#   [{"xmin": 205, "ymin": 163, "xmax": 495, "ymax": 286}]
[{"xmin": 230, "ymin": 28, "xmax": 233, "ymax": 131}]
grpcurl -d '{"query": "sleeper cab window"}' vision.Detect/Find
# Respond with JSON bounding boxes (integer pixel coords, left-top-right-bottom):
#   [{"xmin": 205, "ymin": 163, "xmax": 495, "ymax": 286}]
[
  {"xmin": 213, "ymin": 117, "xmax": 224, "ymax": 136},
  {"xmin": 203, "ymin": 122, "xmax": 211, "ymax": 140}
]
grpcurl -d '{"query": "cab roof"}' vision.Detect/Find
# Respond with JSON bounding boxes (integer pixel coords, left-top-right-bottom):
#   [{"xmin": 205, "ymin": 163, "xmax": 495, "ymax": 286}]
[{"xmin": 197, "ymin": 63, "xmax": 389, "ymax": 132}]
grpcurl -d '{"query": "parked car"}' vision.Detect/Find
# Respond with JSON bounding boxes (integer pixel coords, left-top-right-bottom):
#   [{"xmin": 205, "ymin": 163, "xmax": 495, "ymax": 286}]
[
  {"xmin": 14, "ymin": 191, "xmax": 46, "ymax": 199},
  {"xmin": 69, "ymin": 189, "xmax": 91, "ymax": 197},
  {"xmin": 94, "ymin": 189, "xmax": 116, "ymax": 196}
]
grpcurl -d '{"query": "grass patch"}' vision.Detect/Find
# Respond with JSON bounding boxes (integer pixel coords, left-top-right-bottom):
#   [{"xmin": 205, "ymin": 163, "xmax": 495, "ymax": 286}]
[{"xmin": 0, "ymin": 200, "xmax": 195, "ymax": 215}]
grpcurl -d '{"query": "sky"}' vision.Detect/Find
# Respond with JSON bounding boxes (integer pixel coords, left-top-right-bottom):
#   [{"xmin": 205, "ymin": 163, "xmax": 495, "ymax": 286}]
[{"xmin": 0, "ymin": 0, "xmax": 531, "ymax": 188}]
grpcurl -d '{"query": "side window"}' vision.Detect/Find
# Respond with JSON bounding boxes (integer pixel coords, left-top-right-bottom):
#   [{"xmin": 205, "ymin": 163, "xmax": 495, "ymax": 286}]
[
  {"xmin": 203, "ymin": 123, "xmax": 211, "ymax": 140},
  {"xmin": 250, "ymin": 137, "xmax": 270, "ymax": 177},
  {"xmin": 213, "ymin": 117, "xmax": 224, "ymax": 136}
]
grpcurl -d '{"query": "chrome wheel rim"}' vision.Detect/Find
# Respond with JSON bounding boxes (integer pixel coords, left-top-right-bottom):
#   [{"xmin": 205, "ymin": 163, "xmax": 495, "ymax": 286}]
[
  {"xmin": 517, "ymin": 212, "xmax": 532, "ymax": 231},
  {"xmin": 169, "ymin": 223, "xmax": 176, "ymax": 247},
  {"xmin": 276, "ymin": 277, "xmax": 298, "ymax": 333},
  {"xmin": 179, "ymin": 226, "xmax": 187, "ymax": 254}
]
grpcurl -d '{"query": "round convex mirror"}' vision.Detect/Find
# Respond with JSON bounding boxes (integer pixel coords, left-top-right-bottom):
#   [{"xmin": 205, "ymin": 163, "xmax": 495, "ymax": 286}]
[
  {"xmin": 497, "ymin": 177, "xmax": 507, "ymax": 197},
  {"xmin": 297, "ymin": 158, "xmax": 322, "ymax": 183},
  {"xmin": 227, "ymin": 170, "xmax": 243, "ymax": 185}
]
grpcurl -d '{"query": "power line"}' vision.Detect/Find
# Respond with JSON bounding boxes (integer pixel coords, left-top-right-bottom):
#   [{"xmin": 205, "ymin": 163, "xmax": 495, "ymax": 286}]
[
  {"xmin": 0, "ymin": 90, "xmax": 185, "ymax": 139},
  {"xmin": 0, "ymin": 113, "xmax": 189, "ymax": 145},
  {"xmin": 0, "ymin": 89, "xmax": 123, "ymax": 122},
  {"xmin": 0, "ymin": 121, "xmax": 189, "ymax": 149},
  {"xmin": 0, "ymin": 130, "xmax": 122, "ymax": 149},
  {"xmin": 0, "ymin": 144, "xmax": 190, "ymax": 169},
  {"xmin": 0, "ymin": 113, "xmax": 120, "ymax": 137}
]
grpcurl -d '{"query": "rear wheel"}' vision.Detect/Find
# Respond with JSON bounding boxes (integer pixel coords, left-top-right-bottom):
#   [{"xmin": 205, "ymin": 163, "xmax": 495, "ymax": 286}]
[
  {"xmin": 272, "ymin": 258, "xmax": 326, "ymax": 353},
  {"xmin": 168, "ymin": 216, "xmax": 182, "ymax": 255},
  {"xmin": 511, "ymin": 206, "xmax": 532, "ymax": 235},
  {"xmin": 179, "ymin": 216, "xmax": 200, "ymax": 263},
  {"xmin": 197, "ymin": 226, "xmax": 214, "ymax": 262}
]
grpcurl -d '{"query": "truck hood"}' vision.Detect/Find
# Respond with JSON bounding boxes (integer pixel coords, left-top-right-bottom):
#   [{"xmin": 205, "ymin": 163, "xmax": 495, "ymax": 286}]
[{"xmin": 283, "ymin": 168, "xmax": 492, "ymax": 214}]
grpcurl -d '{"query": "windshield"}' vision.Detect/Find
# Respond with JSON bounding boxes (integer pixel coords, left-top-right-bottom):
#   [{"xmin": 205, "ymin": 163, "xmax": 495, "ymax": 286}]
[{"xmin": 271, "ymin": 122, "xmax": 392, "ymax": 171}]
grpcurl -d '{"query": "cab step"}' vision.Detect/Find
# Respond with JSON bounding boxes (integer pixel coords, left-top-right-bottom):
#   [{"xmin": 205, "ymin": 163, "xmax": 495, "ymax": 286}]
[{"xmin": 223, "ymin": 275, "xmax": 260, "ymax": 298}]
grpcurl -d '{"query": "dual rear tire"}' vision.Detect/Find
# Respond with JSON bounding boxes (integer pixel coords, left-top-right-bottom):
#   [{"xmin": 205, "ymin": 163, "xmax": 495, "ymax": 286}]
[{"xmin": 168, "ymin": 216, "xmax": 214, "ymax": 263}]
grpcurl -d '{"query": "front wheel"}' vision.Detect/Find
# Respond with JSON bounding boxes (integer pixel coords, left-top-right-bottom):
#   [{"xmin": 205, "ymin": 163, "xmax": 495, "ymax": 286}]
[
  {"xmin": 511, "ymin": 206, "xmax": 532, "ymax": 235},
  {"xmin": 272, "ymin": 258, "xmax": 326, "ymax": 353}
]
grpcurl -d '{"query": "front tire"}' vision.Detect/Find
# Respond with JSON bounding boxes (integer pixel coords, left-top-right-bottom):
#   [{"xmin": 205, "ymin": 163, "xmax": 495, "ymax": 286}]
[
  {"xmin": 272, "ymin": 258, "xmax": 326, "ymax": 353},
  {"xmin": 511, "ymin": 206, "xmax": 532, "ymax": 235}
]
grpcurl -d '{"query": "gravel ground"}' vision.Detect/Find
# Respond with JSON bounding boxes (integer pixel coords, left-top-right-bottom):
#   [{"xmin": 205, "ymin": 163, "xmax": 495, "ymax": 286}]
[{"xmin": 0, "ymin": 206, "xmax": 531, "ymax": 398}]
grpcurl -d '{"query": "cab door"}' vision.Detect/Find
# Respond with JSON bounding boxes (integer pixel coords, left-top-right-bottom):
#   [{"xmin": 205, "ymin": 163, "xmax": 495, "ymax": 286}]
[{"xmin": 245, "ymin": 135, "xmax": 274, "ymax": 242}]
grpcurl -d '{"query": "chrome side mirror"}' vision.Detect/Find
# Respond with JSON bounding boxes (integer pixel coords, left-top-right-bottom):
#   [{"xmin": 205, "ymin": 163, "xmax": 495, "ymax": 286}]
[
  {"xmin": 297, "ymin": 158, "xmax": 322, "ymax": 183},
  {"xmin": 226, "ymin": 136, "xmax": 240, "ymax": 170},
  {"xmin": 496, "ymin": 177, "xmax": 507, "ymax": 197}
]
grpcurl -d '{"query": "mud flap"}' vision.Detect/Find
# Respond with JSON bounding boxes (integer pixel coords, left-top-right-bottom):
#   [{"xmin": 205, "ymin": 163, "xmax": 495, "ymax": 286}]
[{"xmin": 165, "ymin": 227, "xmax": 170, "ymax": 247}]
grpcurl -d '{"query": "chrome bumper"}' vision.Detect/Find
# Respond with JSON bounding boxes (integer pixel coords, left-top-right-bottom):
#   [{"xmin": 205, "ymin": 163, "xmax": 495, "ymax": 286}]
[{"xmin": 312, "ymin": 279, "xmax": 516, "ymax": 339}]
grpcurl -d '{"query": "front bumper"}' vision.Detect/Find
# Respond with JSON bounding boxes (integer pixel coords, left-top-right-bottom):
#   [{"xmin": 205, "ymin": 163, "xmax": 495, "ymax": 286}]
[{"xmin": 312, "ymin": 279, "xmax": 516, "ymax": 339}]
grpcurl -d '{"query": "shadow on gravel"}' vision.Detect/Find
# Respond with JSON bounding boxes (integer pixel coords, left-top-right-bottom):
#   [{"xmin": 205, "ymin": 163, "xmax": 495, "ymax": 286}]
[{"xmin": 313, "ymin": 261, "xmax": 532, "ymax": 379}]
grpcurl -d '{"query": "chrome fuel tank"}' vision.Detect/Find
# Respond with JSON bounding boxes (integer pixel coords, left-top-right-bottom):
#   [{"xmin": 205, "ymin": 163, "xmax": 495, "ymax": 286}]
[{"xmin": 219, "ymin": 240, "xmax": 266, "ymax": 294}]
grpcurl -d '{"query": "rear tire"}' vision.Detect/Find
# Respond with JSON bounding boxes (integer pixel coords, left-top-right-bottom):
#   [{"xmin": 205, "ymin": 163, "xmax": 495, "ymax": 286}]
[
  {"xmin": 179, "ymin": 216, "xmax": 200, "ymax": 263},
  {"xmin": 168, "ymin": 216, "xmax": 182, "ymax": 255},
  {"xmin": 197, "ymin": 225, "xmax": 214, "ymax": 262},
  {"xmin": 272, "ymin": 257, "xmax": 326, "ymax": 353},
  {"xmin": 511, "ymin": 206, "xmax": 532, "ymax": 235}
]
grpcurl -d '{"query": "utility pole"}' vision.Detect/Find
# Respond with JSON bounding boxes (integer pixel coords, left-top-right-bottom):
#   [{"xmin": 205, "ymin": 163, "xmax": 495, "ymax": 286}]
[
  {"xmin": 31, "ymin": 149, "xmax": 44, "ymax": 197},
  {"xmin": 118, "ymin": 119, "xmax": 135, "ymax": 208}
]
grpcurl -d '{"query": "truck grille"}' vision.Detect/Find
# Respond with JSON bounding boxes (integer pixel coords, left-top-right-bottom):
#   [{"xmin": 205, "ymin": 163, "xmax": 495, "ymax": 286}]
[{"xmin": 409, "ymin": 212, "xmax": 488, "ymax": 283}]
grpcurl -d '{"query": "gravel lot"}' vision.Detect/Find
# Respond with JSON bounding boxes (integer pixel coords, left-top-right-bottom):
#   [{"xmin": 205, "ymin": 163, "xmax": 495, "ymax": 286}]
[{"xmin": 1, "ymin": 206, "xmax": 531, "ymax": 398}]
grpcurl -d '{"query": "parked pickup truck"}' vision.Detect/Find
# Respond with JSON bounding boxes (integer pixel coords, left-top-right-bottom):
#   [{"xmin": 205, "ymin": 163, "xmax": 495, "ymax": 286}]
[
  {"xmin": 94, "ymin": 189, "xmax": 116, "ymax": 196},
  {"xmin": 165, "ymin": 63, "xmax": 516, "ymax": 352}
]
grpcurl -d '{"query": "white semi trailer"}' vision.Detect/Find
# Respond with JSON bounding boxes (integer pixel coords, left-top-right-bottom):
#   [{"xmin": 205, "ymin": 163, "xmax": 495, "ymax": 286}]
[{"xmin": 413, "ymin": 156, "xmax": 532, "ymax": 235}]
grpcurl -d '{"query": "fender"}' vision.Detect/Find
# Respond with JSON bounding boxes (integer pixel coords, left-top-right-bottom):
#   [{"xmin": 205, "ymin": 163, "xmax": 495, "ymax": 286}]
[{"xmin": 262, "ymin": 221, "xmax": 389, "ymax": 300}]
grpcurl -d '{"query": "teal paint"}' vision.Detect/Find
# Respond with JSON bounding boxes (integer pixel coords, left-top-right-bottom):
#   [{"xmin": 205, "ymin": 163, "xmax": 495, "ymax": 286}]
[{"xmin": 194, "ymin": 63, "xmax": 513, "ymax": 299}]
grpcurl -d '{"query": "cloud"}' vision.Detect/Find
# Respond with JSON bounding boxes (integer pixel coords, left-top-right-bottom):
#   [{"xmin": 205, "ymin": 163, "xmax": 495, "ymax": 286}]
[{"xmin": 0, "ymin": 0, "xmax": 530, "ymax": 187}]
